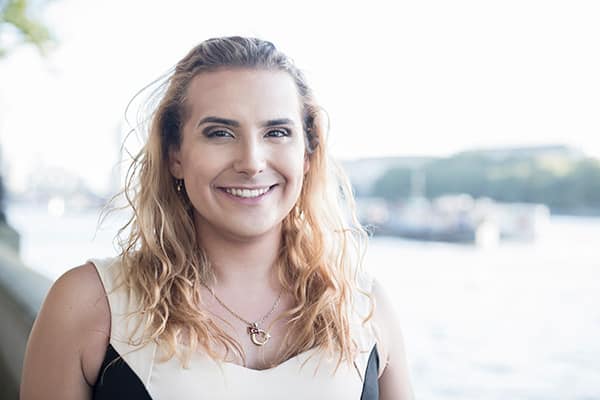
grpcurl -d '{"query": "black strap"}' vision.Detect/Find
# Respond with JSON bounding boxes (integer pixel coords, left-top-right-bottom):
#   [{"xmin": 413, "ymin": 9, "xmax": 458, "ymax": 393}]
[
  {"xmin": 92, "ymin": 344, "xmax": 153, "ymax": 399},
  {"xmin": 360, "ymin": 344, "xmax": 380, "ymax": 400}
]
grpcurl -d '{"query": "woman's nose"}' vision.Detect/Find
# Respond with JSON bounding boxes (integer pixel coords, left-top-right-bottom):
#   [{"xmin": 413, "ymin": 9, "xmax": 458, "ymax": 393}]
[{"xmin": 233, "ymin": 139, "xmax": 267, "ymax": 177}]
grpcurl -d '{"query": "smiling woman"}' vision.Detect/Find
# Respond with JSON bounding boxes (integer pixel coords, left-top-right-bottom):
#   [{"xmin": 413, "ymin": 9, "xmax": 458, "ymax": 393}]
[
  {"xmin": 19, "ymin": 36, "xmax": 413, "ymax": 399},
  {"xmin": 170, "ymin": 69, "xmax": 308, "ymax": 241}
]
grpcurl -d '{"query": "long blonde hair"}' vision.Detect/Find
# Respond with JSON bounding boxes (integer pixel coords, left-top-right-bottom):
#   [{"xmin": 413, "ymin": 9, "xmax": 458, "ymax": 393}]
[{"xmin": 114, "ymin": 36, "xmax": 371, "ymax": 368}]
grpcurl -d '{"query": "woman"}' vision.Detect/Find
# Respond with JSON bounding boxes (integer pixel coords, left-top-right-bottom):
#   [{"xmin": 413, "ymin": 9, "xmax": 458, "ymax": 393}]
[{"xmin": 21, "ymin": 36, "xmax": 413, "ymax": 399}]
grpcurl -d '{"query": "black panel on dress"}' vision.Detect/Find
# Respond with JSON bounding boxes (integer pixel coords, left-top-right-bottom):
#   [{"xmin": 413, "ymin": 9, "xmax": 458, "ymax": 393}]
[
  {"xmin": 93, "ymin": 343, "xmax": 380, "ymax": 399},
  {"xmin": 92, "ymin": 344, "xmax": 153, "ymax": 400},
  {"xmin": 360, "ymin": 345, "xmax": 380, "ymax": 400}
]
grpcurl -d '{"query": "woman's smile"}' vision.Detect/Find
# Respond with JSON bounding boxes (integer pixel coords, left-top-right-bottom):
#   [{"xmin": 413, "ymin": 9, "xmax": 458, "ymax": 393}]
[{"xmin": 217, "ymin": 184, "xmax": 279, "ymax": 205}]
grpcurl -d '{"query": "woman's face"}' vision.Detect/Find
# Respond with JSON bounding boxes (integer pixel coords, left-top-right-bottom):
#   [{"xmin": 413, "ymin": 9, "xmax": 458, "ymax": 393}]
[{"xmin": 169, "ymin": 68, "xmax": 308, "ymax": 242}]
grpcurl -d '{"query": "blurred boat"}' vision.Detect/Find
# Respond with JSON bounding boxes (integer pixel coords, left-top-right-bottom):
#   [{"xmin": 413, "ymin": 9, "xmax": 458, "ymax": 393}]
[{"xmin": 357, "ymin": 195, "xmax": 550, "ymax": 247}]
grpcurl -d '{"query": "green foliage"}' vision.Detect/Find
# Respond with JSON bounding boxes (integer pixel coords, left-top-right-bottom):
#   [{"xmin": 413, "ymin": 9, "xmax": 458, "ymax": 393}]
[
  {"xmin": 371, "ymin": 152, "xmax": 600, "ymax": 213},
  {"xmin": 372, "ymin": 167, "xmax": 412, "ymax": 200},
  {"xmin": 0, "ymin": 0, "xmax": 52, "ymax": 58},
  {"xmin": 424, "ymin": 154, "xmax": 492, "ymax": 198},
  {"xmin": 0, "ymin": 0, "xmax": 53, "ymax": 222}
]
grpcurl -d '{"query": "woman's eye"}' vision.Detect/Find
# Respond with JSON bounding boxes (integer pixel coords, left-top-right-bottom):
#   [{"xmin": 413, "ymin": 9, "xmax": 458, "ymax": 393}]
[
  {"xmin": 266, "ymin": 128, "xmax": 291, "ymax": 138},
  {"xmin": 206, "ymin": 129, "xmax": 234, "ymax": 138}
]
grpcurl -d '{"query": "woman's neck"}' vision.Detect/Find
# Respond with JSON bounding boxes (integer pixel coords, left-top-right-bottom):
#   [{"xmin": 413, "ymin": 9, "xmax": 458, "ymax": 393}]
[{"xmin": 195, "ymin": 223, "xmax": 282, "ymax": 291}]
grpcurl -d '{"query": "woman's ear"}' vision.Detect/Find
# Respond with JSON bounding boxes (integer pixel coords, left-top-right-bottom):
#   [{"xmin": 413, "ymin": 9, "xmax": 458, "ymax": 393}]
[{"xmin": 169, "ymin": 147, "xmax": 184, "ymax": 179}]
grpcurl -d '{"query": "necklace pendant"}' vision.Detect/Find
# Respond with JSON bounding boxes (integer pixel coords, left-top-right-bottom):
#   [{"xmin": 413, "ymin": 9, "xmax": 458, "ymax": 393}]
[{"xmin": 247, "ymin": 322, "xmax": 271, "ymax": 346}]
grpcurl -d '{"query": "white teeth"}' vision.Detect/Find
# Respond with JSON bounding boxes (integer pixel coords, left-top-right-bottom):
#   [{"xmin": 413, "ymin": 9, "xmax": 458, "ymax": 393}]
[{"xmin": 224, "ymin": 187, "xmax": 270, "ymax": 198}]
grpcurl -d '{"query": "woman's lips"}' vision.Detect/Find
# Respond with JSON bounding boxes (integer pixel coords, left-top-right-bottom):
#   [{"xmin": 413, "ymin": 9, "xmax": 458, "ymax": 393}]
[{"xmin": 217, "ymin": 184, "xmax": 278, "ymax": 204}]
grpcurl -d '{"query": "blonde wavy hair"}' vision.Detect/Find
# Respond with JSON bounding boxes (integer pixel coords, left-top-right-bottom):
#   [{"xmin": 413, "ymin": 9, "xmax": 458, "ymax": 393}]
[{"xmin": 114, "ymin": 36, "xmax": 372, "ymax": 369}]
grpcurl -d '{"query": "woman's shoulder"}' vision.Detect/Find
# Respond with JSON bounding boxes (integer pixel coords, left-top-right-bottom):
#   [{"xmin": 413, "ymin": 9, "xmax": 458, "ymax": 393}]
[
  {"xmin": 49, "ymin": 262, "xmax": 111, "ymax": 319},
  {"xmin": 46, "ymin": 262, "xmax": 111, "ymax": 358},
  {"xmin": 21, "ymin": 262, "xmax": 111, "ymax": 397},
  {"xmin": 57, "ymin": 263, "xmax": 112, "ymax": 383},
  {"xmin": 55, "ymin": 261, "xmax": 106, "ymax": 292}
]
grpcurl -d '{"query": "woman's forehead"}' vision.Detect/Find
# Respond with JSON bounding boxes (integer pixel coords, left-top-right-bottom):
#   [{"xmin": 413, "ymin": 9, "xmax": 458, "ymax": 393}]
[{"xmin": 185, "ymin": 68, "xmax": 303, "ymax": 124}]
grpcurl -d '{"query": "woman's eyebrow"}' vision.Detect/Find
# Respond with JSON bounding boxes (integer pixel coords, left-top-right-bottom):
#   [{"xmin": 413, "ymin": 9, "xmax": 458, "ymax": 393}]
[
  {"xmin": 197, "ymin": 116, "xmax": 297, "ymax": 128},
  {"xmin": 262, "ymin": 118, "xmax": 296, "ymax": 127},
  {"xmin": 197, "ymin": 116, "xmax": 240, "ymax": 128}
]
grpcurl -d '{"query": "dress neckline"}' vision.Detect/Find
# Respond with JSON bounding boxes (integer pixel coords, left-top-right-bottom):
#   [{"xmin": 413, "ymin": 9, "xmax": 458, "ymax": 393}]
[{"xmin": 214, "ymin": 346, "xmax": 321, "ymax": 373}]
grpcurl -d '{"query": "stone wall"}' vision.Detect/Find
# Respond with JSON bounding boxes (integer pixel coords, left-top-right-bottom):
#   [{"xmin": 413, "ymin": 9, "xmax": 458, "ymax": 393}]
[{"xmin": 0, "ymin": 240, "xmax": 51, "ymax": 399}]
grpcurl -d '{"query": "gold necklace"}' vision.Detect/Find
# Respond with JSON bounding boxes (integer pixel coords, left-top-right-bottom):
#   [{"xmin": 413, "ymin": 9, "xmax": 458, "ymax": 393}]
[{"xmin": 203, "ymin": 284, "xmax": 282, "ymax": 346}]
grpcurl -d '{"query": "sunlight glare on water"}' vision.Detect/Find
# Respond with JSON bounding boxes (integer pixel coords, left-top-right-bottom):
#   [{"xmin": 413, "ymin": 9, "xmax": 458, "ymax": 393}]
[{"xmin": 367, "ymin": 217, "xmax": 600, "ymax": 399}]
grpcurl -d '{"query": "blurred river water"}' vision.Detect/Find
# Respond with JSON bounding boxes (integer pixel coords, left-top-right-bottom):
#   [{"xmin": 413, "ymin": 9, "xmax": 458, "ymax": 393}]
[{"xmin": 6, "ymin": 202, "xmax": 600, "ymax": 399}]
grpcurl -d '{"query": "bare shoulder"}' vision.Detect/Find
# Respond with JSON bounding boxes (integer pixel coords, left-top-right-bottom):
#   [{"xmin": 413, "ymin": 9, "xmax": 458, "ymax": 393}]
[
  {"xmin": 41, "ymin": 262, "xmax": 110, "ymax": 338},
  {"xmin": 371, "ymin": 279, "xmax": 415, "ymax": 400},
  {"xmin": 21, "ymin": 262, "xmax": 110, "ymax": 399},
  {"xmin": 52, "ymin": 262, "xmax": 107, "ymax": 303}
]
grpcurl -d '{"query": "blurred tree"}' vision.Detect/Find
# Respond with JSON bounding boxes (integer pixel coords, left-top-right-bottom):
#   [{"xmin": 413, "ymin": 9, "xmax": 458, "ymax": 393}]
[
  {"xmin": 373, "ymin": 167, "xmax": 412, "ymax": 201},
  {"xmin": 0, "ymin": 0, "xmax": 53, "ymax": 58},
  {"xmin": 424, "ymin": 153, "xmax": 491, "ymax": 198},
  {"xmin": 0, "ymin": 0, "xmax": 53, "ymax": 223},
  {"xmin": 368, "ymin": 150, "xmax": 600, "ymax": 215}
]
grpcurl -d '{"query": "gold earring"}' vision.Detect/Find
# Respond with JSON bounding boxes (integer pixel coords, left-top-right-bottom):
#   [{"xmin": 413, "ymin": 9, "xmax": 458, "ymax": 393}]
[{"xmin": 175, "ymin": 179, "xmax": 184, "ymax": 193}]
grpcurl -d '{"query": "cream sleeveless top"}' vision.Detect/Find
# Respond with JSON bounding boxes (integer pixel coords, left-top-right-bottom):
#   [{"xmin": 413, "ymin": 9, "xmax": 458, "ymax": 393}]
[{"xmin": 90, "ymin": 257, "xmax": 381, "ymax": 399}]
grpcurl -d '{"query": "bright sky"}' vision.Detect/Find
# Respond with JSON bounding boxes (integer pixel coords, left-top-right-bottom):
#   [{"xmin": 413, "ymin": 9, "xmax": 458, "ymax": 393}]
[{"xmin": 1, "ymin": 0, "xmax": 599, "ymax": 194}]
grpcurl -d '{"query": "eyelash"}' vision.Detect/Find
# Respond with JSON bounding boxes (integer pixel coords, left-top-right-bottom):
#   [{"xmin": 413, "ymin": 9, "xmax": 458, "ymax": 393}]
[
  {"xmin": 205, "ymin": 128, "xmax": 291, "ymax": 138},
  {"xmin": 206, "ymin": 129, "xmax": 233, "ymax": 138},
  {"xmin": 266, "ymin": 128, "xmax": 291, "ymax": 138}
]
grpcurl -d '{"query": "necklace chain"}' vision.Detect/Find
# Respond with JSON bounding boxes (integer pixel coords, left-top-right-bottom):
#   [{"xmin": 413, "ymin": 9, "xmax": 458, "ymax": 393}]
[{"xmin": 203, "ymin": 283, "xmax": 283, "ymax": 328}]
